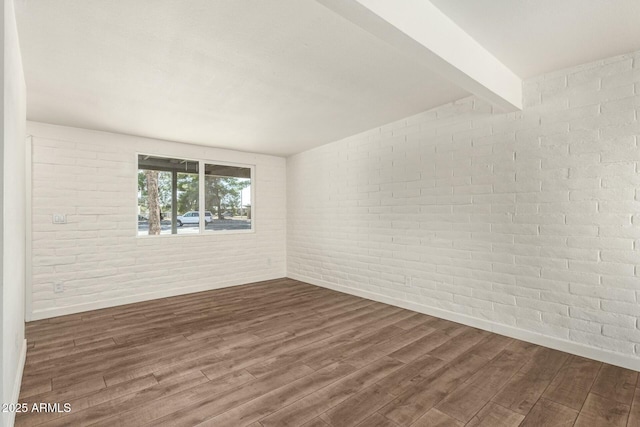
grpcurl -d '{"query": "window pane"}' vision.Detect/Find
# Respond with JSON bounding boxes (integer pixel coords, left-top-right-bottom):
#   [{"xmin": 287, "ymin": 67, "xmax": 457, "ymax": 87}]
[
  {"xmin": 137, "ymin": 155, "xmax": 199, "ymax": 236},
  {"xmin": 204, "ymin": 163, "xmax": 252, "ymax": 232},
  {"xmin": 176, "ymin": 171, "xmax": 199, "ymax": 235}
]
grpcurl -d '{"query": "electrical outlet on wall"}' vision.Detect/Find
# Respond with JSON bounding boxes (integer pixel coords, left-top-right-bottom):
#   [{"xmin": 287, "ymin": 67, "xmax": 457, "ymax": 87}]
[
  {"xmin": 52, "ymin": 213, "xmax": 67, "ymax": 224},
  {"xmin": 54, "ymin": 281, "xmax": 64, "ymax": 293},
  {"xmin": 405, "ymin": 276, "xmax": 412, "ymax": 287},
  {"xmin": 267, "ymin": 257, "xmax": 272, "ymax": 266}
]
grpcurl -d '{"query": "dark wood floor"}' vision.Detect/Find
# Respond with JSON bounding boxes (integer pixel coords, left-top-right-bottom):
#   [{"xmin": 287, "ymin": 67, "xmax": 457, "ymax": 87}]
[{"xmin": 17, "ymin": 278, "xmax": 640, "ymax": 427}]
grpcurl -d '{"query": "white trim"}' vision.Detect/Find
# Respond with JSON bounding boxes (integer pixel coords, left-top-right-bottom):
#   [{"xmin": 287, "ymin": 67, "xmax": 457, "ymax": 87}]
[
  {"xmin": 24, "ymin": 136, "xmax": 33, "ymax": 321},
  {"xmin": 4, "ymin": 339, "xmax": 27, "ymax": 427},
  {"xmin": 30, "ymin": 273, "xmax": 282, "ymax": 320},
  {"xmin": 288, "ymin": 273, "xmax": 640, "ymax": 372},
  {"xmin": 133, "ymin": 150, "xmax": 140, "ymax": 237},
  {"xmin": 135, "ymin": 228, "xmax": 256, "ymax": 239},
  {"xmin": 135, "ymin": 152, "xmax": 256, "ymax": 237},
  {"xmin": 199, "ymin": 160, "xmax": 205, "ymax": 233}
]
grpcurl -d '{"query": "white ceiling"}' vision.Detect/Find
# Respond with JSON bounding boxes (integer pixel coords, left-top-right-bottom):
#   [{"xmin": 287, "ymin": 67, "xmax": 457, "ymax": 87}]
[
  {"xmin": 430, "ymin": 0, "xmax": 640, "ymax": 78},
  {"xmin": 15, "ymin": 0, "xmax": 640, "ymax": 156},
  {"xmin": 15, "ymin": 0, "xmax": 466, "ymax": 156}
]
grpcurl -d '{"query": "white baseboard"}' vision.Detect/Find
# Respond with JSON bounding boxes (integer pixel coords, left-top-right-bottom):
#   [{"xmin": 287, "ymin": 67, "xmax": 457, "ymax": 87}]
[
  {"xmin": 30, "ymin": 274, "xmax": 282, "ymax": 321},
  {"xmin": 4, "ymin": 339, "xmax": 27, "ymax": 427},
  {"xmin": 288, "ymin": 273, "xmax": 640, "ymax": 372}
]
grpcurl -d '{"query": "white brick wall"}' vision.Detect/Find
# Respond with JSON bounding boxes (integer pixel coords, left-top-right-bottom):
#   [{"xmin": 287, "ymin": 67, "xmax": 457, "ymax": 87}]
[
  {"xmin": 287, "ymin": 50, "xmax": 640, "ymax": 367},
  {"xmin": 28, "ymin": 122, "xmax": 286, "ymax": 319}
]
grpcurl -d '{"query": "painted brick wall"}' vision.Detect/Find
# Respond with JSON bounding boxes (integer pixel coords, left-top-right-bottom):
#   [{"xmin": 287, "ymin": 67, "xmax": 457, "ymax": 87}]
[
  {"xmin": 287, "ymin": 51, "xmax": 640, "ymax": 368},
  {"xmin": 29, "ymin": 122, "xmax": 286, "ymax": 320}
]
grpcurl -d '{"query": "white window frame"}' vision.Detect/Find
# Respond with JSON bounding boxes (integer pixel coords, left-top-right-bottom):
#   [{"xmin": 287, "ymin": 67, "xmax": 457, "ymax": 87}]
[{"xmin": 136, "ymin": 152, "xmax": 255, "ymax": 238}]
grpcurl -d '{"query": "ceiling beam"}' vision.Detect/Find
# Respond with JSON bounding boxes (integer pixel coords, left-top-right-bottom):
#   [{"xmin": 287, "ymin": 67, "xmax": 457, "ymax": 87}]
[{"xmin": 316, "ymin": 0, "xmax": 522, "ymax": 111}]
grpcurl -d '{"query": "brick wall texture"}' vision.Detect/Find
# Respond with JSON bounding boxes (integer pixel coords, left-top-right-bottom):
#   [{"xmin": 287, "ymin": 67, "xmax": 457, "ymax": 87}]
[
  {"xmin": 29, "ymin": 123, "xmax": 286, "ymax": 318},
  {"xmin": 287, "ymin": 51, "xmax": 640, "ymax": 358}
]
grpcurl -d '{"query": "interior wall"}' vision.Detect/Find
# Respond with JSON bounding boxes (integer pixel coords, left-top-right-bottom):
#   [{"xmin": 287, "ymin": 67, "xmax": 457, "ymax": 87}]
[
  {"xmin": 288, "ymin": 50, "xmax": 640, "ymax": 370},
  {"xmin": 3, "ymin": 0, "xmax": 27, "ymax": 423},
  {"xmin": 1, "ymin": 0, "xmax": 5, "ymax": 414},
  {"xmin": 28, "ymin": 122, "xmax": 286, "ymax": 320}
]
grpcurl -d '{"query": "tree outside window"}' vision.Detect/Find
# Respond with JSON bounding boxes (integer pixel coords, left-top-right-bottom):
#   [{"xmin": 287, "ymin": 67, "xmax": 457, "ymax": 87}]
[{"xmin": 137, "ymin": 155, "xmax": 252, "ymax": 236}]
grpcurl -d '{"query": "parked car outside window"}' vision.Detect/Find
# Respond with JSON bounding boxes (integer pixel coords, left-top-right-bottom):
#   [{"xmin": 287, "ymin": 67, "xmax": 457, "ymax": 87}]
[{"xmin": 176, "ymin": 211, "xmax": 213, "ymax": 226}]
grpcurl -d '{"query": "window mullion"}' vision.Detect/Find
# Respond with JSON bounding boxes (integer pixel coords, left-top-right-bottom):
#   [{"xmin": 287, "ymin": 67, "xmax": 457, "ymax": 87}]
[
  {"xmin": 171, "ymin": 171, "xmax": 177, "ymax": 234},
  {"xmin": 199, "ymin": 160, "xmax": 205, "ymax": 233}
]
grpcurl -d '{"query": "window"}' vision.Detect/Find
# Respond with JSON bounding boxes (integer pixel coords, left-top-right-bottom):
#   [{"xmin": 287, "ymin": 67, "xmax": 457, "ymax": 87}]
[
  {"xmin": 204, "ymin": 163, "xmax": 252, "ymax": 232},
  {"xmin": 137, "ymin": 155, "xmax": 253, "ymax": 236}
]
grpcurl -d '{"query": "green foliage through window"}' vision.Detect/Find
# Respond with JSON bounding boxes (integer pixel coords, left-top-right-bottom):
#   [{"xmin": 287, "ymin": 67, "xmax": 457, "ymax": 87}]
[{"xmin": 137, "ymin": 155, "xmax": 252, "ymax": 235}]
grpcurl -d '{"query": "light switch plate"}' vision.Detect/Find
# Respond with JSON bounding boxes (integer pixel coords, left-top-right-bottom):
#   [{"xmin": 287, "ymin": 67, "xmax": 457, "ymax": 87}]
[{"xmin": 52, "ymin": 213, "xmax": 67, "ymax": 224}]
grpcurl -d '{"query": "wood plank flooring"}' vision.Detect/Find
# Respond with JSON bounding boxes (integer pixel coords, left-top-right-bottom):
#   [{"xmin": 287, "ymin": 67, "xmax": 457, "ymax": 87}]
[{"xmin": 16, "ymin": 278, "xmax": 639, "ymax": 426}]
